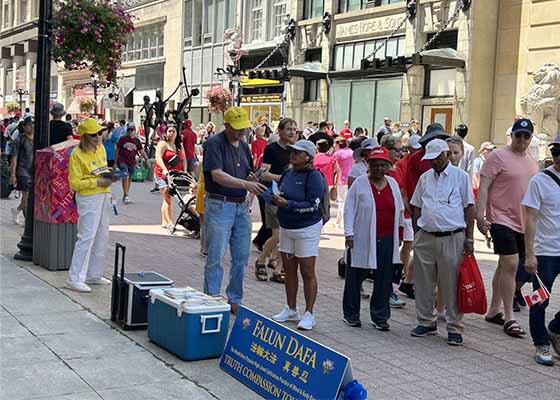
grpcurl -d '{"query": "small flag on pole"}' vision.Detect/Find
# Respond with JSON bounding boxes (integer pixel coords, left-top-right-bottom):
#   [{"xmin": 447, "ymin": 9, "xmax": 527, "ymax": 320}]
[{"xmin": 523, "ymin": 274, "xmax": 550, "ymax": 307}]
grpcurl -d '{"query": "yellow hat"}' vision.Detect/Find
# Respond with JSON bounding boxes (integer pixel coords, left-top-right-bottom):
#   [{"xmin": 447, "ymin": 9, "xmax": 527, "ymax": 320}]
[
  {"xmin": 224, "ymin": 107, "xmax": 251, "ymax": 130},
  {"xmin": 77, "ymin": 117, "xmax": 105, "ymax": 136}
]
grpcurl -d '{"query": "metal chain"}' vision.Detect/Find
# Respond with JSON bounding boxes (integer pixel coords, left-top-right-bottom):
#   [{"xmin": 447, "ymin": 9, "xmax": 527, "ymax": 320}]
[
  {"xmin": 420, "ymin": 1, "xmax": 465, "ymax": 52},
  {"xmin": 364, "ymin": 13, "xmax": 409, "ymax": 61},
  {"xmin": 288, "ymin": 28, "xmax": 324, "ymax": 67},
  {"xmin": 254, "ymin": 35, "xmax": 290, "ymax": 70}
]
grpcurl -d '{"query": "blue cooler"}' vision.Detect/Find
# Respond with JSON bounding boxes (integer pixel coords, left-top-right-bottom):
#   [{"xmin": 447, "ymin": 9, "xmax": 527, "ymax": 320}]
[{"xmin": 148, "ymin": 287, "xmax": 230, "ymax": 360}]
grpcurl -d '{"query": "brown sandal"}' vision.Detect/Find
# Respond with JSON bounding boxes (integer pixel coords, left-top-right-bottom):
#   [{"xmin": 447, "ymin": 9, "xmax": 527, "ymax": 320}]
[
  {"xmin": 485, "ymin": 312, "xmax": 505, "ymax": 326},
  {"xmin": 504, "ymin": 320, "xmax": 526, "ymax": 338},
  {"xmin": 254, "ymin": 262, "xmax": 268, "ymax": 281},
  {"xmin": 270, "ymin": 272, "xmax": 285, "ymax": 284}
]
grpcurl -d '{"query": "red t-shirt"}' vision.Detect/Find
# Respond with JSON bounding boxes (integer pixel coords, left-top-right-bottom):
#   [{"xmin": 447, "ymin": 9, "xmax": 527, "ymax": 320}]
[
  {"xmin": 181, "ymin": 128, "xmax": 197, "ymax": 161},
  {"xmin": 116, "ymin": 135, "xmax": 143, "ymax": 167},
  {"xmin": 339, "ymin": 128, "xmax": 353, "ymax": 140},
  {"xmin": 251, "ymin": 137, "xmax": 268, "ymax": 168},
  {"xmin": 405, "ymin": 148, "xmax": 431, "ymax": 199},
  {"xmin": 372, "ymin": 183, "xmax": 395, "ymax": 238},
  {"xmin": 395, "ymin": 153, "xmax": 410, "ymax": 183},
  {"xmin": 154, "ymin": 148, "xmax": 185, "ymax": 179}
]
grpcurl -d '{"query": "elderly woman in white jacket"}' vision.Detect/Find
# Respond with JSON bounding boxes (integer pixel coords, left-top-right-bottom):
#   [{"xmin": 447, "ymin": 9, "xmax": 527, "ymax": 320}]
[{"xmin": 343, "ymin": 147, "xmax": 404, "ymax": 331}]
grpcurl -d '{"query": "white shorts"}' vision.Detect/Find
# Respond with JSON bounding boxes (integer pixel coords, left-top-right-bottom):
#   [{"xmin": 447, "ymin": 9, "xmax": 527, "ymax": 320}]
[
  {"xmin": 403, "ymin": 218, "xmax": 413, "ymax": 242},
  {"xmin": 279, "ymin": 220, "xmax": 323, "ymax": 258}
]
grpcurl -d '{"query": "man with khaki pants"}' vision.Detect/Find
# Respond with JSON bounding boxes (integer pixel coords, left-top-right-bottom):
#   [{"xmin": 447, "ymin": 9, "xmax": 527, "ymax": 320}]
[{"xmin": 409, "ymin": 138, "xmax": 475, "ymax": 346}]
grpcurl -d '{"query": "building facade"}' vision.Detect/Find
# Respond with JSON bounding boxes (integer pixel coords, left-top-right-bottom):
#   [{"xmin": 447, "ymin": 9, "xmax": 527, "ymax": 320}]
[
  {"xmin": 286, "ymin": 0, "xmax": 560, "ymax": 148},
  {"xmin": 0, "ymin": 0, "xmax": 61, "ymax": 115}
]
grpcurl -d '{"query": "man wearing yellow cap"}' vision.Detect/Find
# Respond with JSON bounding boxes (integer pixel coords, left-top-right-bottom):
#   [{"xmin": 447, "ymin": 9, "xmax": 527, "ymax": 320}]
[
  {"xmin": 202, "ymin": 107, "xmax": 266, "ymax": 313},
  {"xmin": 66, "ymin": 118, "xmax": 117, "ymax": 293}
]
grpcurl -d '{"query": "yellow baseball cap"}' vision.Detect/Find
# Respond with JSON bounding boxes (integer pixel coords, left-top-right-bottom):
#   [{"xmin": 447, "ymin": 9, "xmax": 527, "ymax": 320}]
[
  {"xmin": 224, "ymin": 107, "xmax": 252, "ymax": 130},
  {"xmin": 77, "ymin": 118, "xmax": 106, "ymax": 136}
]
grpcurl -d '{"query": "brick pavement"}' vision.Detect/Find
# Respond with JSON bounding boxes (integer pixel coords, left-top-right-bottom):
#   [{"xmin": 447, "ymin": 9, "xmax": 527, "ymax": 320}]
[{"xmin": 2, "ymin": 181, "xmax": 559, "ymax": 400}]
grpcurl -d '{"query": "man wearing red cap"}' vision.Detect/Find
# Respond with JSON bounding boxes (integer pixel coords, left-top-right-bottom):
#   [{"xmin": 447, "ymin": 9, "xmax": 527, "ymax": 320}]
[{"xmin": 182, "ymin": 119, "xmax": 198, "ymax": 173}]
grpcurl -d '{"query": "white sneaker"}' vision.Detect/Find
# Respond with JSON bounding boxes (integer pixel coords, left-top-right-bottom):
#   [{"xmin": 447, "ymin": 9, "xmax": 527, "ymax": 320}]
[
  {"xmin": 123, "ymin": 196, "xmax": 133, "ymax": 204},
  {"xmin": 66, "ymin": 281, "xmax": 92, "ymax": 293},
  {"xmin": 272, "ymin": 305, "xmax": 300, "ymax": 322},
  {"xmin": 297, "ymin": 311, "xmax": 316, "ymax": 331},
  {"xmin": 11, "ymin": 207, "xmax": 21, "ymax": 225},
  {"xmin": 85, "ymin": 277, "xmax": 111, "ymax": 285}
]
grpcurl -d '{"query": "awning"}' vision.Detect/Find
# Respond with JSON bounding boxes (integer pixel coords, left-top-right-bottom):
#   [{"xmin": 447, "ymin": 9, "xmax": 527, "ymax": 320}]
[
  {"xmin": 411, "ymin": 48, "xmax": 465, "ymax": 69},
  {"xmin": 288, "ymin": 62, "xmax": 328, "ymax": 79}
]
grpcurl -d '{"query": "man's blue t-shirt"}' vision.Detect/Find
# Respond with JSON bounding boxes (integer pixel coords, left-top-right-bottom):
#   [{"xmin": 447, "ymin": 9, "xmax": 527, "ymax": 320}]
[{"xmin": 203, "ymin": 132, "xmax": 253, "ymax": 198}]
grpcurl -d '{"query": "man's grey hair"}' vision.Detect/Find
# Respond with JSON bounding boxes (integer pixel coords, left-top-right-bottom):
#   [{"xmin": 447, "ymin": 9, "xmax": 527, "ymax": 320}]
[{"xmin": 380, "ymin": 134, "xmax": 400, "ymax": 148}]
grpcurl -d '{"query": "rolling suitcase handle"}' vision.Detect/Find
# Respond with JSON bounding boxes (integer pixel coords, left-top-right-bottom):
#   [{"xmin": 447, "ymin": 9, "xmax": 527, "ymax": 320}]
[{"xmin": 110, "ymin": 243, "xmax": 126, "ymax": 322}]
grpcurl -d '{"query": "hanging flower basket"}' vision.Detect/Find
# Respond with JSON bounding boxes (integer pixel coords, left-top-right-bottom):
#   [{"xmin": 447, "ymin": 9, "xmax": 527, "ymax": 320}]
[
  {"xmin": 5, "ymin": 102, "xmax": 20, "ymax": 113},
  {"xmin": 52, "ymin": 0, "xmax": 135, "ymax": 83},
  {"xmin": 79, "ymin": 97, "xmax": 97, "ymax": 114},
  {"xmin": 205, "ymin": 86, "xmax": 233, "ymax": 113}
]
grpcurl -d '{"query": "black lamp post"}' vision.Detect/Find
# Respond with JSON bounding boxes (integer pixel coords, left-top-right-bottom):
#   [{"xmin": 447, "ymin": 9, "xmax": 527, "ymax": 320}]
[
  {"xmin": 14, "ymin": 0, "xmax": 51, "ymax": 261},
  {"xmin": 13, "ymin": 89, "xmax": 29, "ymax": 114}
]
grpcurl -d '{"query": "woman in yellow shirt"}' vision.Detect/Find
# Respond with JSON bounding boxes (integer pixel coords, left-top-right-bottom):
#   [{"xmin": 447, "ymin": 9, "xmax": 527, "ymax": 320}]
[{"xmin": 66, "ymin": 118, "xmax": 117, "ymax": 293}]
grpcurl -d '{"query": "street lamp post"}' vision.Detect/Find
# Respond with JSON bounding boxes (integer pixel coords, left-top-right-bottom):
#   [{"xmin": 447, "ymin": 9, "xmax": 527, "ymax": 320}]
[
  {"xmin": 14, "ymin": 0, "xmax": 51, "ymax": 261},
  {"xmin": 90, "ymin": 73, "xmax": 99, "ymax": 116},
  {"xmin": 13, "ymin": 89, "xmax": 29, "ymax": 114}
]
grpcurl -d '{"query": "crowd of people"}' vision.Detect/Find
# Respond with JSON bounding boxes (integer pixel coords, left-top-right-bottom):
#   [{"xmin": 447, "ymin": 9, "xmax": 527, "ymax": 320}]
[{"xmin": 3, "ymin": 102, "xmax": 558, "ymax": 368}]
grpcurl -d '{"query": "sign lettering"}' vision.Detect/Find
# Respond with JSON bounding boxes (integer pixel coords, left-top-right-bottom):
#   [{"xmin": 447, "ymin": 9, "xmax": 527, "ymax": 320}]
[
  {"xmin": 336, "ymin": 14, "xmax": 406, "ymax": 39},
  {"xmin": 220, "ymin": 307, "xmax": 353, "ymax": 400}
]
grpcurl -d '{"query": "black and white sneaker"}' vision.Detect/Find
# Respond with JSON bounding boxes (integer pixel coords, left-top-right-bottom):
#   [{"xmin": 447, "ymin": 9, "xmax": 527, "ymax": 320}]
[
  {"xmin": 371, "ymin": 321, "xmax": 390, "ymax": 331},
  {"xmin": 343, "ymin": 317, "xmax": 362, "ymax": 328}
]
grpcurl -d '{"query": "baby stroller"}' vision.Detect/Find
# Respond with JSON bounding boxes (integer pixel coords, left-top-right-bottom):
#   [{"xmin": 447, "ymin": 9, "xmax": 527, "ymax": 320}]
[{"xmin": 166, "ymin": 170, "xmax": 200, "ymax": 238}]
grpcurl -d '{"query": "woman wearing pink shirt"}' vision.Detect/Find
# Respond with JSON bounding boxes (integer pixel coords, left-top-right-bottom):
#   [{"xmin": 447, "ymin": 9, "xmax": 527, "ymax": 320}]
[
  {"xmin": 333, "ymin": 138, "xmax": 354, "ymax": 228},
  {"xmin": 313, "ymin": 139, "xmax": 340, "ymax": 210}
]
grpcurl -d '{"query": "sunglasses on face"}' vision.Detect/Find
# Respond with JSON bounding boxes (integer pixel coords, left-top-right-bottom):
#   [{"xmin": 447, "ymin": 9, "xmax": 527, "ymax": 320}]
[
  {"xmin": 86, "ymin": 132, "xmax": 104, "ymax": 137},
  {"xmin": 513, "ymin": 132, "xmax": 532, "ymax": 140},
  {"xmin": 551, "ymin": 147, "xmax": 560, "ymax": 157}
]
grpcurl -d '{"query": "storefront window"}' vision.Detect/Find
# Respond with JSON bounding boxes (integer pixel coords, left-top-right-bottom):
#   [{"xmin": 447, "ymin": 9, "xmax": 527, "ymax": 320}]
[
  {"xmin": 328, "ymin": 78, "xmax": 402, "ymax": 134},
  {"xmin": 333, "ymin": 35, "xmax": 405, "ymax": 71},
  {"xmin": 426, "ymin": 68, "xmax": 456, "ymax": 97},
  {"xmin": 350, "ymin": 81, "xmax": 375, "ymax": 133},
  {"xmin": 373, "ymin": 79, "xmax": 402, "ymax": 130}
]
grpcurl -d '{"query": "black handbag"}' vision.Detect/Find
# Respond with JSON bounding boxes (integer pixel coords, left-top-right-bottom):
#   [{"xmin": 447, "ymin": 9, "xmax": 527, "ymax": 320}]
[{"xmin": 338, "ymin": 249, "xmax": 350, "ymax": 278}]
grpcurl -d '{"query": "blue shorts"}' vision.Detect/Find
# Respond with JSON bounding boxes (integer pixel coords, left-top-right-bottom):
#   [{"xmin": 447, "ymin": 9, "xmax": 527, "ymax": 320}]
[
  {"xmin": 154, "ymin": 177, "xmax": 168, "ymax": 189},
  {"xmin": 117, "ymin": 162, "xmax": 135, "ymax": 177}
]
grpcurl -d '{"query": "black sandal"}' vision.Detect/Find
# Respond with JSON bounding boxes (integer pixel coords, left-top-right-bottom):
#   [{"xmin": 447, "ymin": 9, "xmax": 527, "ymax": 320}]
[
  {"xmin": 270, "ymin": 272, "xmax": 285, "ymax": 284},
  {"xmin": 254, "ymin": 262, "xmax": 268, "ymax": 281},
  {"xmin": 485, "ymin": 312, "xmax": 505, "ymax": 326},
  {"xmin": 504, "ymin": 320, "xmax": 526, "ymax": 338}
]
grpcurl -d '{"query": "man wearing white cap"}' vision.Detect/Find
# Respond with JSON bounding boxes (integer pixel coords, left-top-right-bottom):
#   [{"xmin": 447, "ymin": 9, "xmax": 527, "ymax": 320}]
[{"xmin": 410, "ymin": 139, "xmax": 475, "ymax": 346}]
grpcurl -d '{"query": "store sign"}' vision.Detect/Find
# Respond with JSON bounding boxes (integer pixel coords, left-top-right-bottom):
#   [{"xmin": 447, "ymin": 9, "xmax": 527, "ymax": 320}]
[
  {"xmin": 220, "ymin": 306, "xmax": 352, "ymax": 400},
  {"xmin": 336, "ymin": 14, "xmax": 406, "ymax": 39},
  {"xmin": 241, "ymin": 95, "xmax": 282, "ymax": 104}
]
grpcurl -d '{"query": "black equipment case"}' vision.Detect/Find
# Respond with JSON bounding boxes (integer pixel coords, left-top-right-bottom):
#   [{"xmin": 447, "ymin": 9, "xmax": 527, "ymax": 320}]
[{"xmin": 110, "ymin": 243, "xmax": 174, "ymax": 329}]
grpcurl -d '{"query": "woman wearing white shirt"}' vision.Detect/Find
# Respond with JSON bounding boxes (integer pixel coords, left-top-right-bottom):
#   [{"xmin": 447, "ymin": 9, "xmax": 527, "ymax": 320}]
[{"xmin": 343, "ymin": 147, "xmax": 404, "ymax": 330}]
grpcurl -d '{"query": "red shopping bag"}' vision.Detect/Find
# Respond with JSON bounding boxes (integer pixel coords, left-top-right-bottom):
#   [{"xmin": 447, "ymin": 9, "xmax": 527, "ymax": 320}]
[{"xmin": 458, "ymin": 255, "xmax": 487, "ymax": 314}]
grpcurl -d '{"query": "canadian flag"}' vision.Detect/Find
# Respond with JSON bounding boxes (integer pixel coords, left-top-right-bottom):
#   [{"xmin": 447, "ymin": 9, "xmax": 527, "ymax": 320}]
[{"xmin": 523, "ymin": 286, "xmax": 550, "ymax": 307}]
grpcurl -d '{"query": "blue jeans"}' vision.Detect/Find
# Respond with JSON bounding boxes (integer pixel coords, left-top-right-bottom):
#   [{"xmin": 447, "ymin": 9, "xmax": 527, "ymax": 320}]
[
  {"xmin": 203, "ymin": 197, "xmax": 251, "ymax": 305},
  {"xmin": 529, "ymin": 256, "xmax": 560, "ymax": 346}
]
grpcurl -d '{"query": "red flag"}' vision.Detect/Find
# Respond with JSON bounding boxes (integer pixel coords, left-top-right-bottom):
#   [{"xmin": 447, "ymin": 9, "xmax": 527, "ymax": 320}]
[{"xmin": 524, "ymin": 285, "xmax": 550, "ymax": 307}]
